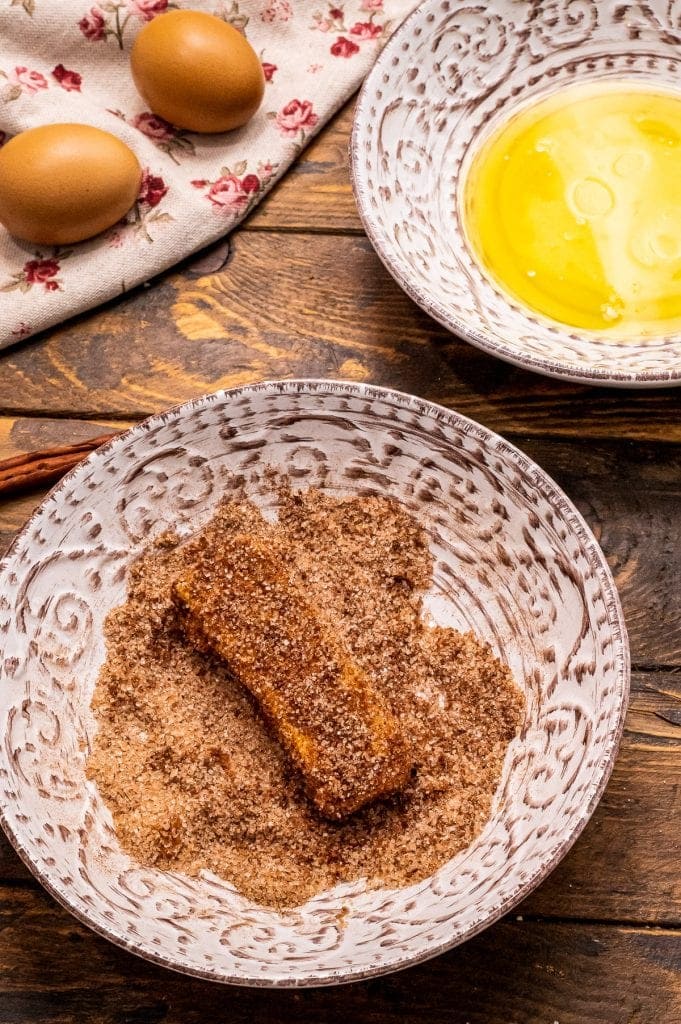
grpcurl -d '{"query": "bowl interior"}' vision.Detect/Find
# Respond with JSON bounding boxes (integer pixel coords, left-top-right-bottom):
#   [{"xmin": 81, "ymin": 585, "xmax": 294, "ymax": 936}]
[
  {"xmin": 0, "ymin": 381, "xmax": 629, "ymax": 985},
  {"xmin": 351, "ymin": 0, "xmax": 681, "ymax": 385}
]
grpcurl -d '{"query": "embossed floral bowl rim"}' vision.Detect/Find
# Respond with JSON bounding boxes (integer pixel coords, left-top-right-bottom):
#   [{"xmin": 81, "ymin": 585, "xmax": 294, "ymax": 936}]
[
  {"xmin": 351, "ymin": 0, "xmax": 681, "ymax": 387},
  {"xmin": 0, "ymin": 380, "xmax": 629, "ymax": 986}
]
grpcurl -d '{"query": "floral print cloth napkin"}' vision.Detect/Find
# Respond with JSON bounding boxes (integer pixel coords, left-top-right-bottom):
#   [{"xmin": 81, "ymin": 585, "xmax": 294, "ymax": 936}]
[{"xmin": 0, "ymin": 0, "xmax": 415, "ymax": 348}]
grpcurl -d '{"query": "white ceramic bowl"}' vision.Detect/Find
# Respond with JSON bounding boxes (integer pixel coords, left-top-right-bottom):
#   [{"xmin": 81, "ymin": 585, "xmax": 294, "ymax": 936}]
[
  {"xmin": 351, "ymin": 0, "xmax": 681, "ymax": 386},
  {"xmin": 0, "ymin": 381, "xmax": 629, "ymax": 985}
]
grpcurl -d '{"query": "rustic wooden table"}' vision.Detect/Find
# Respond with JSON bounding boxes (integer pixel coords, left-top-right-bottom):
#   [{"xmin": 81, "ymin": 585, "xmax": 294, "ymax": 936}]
[{"xmin": 1, "ymin": 100, "xmax": 680, "ymax": 1024}]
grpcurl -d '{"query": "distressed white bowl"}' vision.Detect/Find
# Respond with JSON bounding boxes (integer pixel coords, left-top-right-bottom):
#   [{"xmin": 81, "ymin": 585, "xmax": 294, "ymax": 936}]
[
  {"xmin": 0, "ymin": 381, "xmax": 629, "ymax": 986},
  {"xmin": 351, "ymin": 0, "xmax": 681, "ymax": 386}
]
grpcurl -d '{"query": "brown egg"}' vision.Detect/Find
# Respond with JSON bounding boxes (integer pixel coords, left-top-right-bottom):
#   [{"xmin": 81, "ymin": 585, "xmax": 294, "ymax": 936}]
[
  {"xmin": 131, "ymin": 10, "xmax": 265, "ymax": 134},
  {"xmin": 0, "ymin": 123, "xmax": 141, "ymax": 245}
]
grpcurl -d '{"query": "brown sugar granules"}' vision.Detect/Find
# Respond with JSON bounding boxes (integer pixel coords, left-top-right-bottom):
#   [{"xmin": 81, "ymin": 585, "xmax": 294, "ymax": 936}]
[{"xmin": 87, "ymin": 484, "xmax": 525, "ymax": 908}]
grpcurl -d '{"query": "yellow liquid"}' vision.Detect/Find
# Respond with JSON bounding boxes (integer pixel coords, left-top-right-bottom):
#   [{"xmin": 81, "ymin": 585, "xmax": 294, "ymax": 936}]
[{"xmin": 464, "ymin": 83, "xmax": 681, "ymax": 335}]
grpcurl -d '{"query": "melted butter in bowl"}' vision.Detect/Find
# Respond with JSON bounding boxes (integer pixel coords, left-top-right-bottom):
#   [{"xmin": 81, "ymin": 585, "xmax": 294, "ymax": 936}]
[{"xmin": 463, "ymin": 83, "xmax": 681, "ymax": 337}]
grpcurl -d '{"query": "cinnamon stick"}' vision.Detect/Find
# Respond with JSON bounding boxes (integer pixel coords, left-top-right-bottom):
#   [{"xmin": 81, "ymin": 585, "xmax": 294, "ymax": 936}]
[{"xmin": 0, "ymin": 433, "xmax": 118, "ymax": 498}]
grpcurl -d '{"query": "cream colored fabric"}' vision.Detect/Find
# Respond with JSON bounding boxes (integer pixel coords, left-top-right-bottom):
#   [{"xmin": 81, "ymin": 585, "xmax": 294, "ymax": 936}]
[{"xmin": 0, "ymin": 0, "xmax": 414, "ymax": 347}]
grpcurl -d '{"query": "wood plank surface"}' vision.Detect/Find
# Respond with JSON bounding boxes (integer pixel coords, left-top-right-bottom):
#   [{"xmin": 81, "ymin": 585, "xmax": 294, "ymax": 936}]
[
  {"xmin": 1, "ymin": 233, "xmax": 681, "ymax": 440},
  {"xmin": 0, "ymin": 886, "xmax": 679, "ymax": 1024},
  {"xmin": 0, "ymin": 416, "xmax": 126, "ymax": 456}
]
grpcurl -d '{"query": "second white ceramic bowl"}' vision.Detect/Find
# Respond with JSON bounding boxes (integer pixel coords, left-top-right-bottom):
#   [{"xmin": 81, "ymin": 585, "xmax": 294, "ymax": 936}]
[
  {"xmin": 0, "ymin": 381, "xmax": 629, "ymax": 985},
  {"xmin": 351, "ymin": 0, "xmax": 681, "ymax": 386}
]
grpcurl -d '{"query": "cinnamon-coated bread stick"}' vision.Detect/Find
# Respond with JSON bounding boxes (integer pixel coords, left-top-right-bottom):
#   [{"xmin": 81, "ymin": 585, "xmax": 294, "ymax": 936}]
[{"xmin": 172, "ymin": 532, "xmax": 412, "ymax": 820}]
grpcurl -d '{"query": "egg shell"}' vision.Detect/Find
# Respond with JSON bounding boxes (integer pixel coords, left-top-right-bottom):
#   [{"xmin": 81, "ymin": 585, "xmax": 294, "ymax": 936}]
[
  {"xmin": 0, "ymin": 123, "xmax": 142, "ymax": 246},
  {"xmin": 131, "ymin": 10, "xmax": 265, "ymax": 134}
]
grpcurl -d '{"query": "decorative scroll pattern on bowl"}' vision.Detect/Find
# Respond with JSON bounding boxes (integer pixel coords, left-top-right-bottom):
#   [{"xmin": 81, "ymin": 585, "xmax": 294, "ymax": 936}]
[{"xmin": 0, "ymin": 381, "xmax": 629, "ymax": 985}]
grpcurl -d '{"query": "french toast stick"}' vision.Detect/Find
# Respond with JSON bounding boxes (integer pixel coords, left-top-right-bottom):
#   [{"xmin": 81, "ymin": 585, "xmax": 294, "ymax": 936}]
[{"xmin": 172, "ymin": 532, "xmax": 412, "ymax": 820}]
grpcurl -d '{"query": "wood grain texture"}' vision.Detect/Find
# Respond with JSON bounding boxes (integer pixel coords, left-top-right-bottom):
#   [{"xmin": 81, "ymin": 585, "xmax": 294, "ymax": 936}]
[
  {"xmin": 524, "ymin": 437, "xmax": 681, "ymax": 669},
  {"xmin": 0, "ymin": 886, "xmax": 679, "ymax": 1024},
  {"xmin": 0, "ymin": 416, "xmax": 126, "ymax": 458},
  {"xmin": 2, "ymin": 233, "xmax": 681, "ymax": 438},
  {"xmin": 0, "ymin": 669, "xmax": 678, "ymax": 927}
]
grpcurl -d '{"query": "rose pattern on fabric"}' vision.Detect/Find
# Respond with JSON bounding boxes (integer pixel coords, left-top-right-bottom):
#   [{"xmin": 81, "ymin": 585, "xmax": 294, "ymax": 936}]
[
  {"xmin": 24, "ymin": 258, "xmax": 61, "ymax": 288},
  {"xmin": 330, "ymin": 35, "xmax": 358, "ymax": 55},
  {"xmin": 109, "ymin": 108, "xmax": 196, "ymax": 163},
  {"xmin": 52, "ymin": 63, "xmax": 82, "ymax": 90},
  {"xmin": 14, "ymin": 65, "xmax": 49, "ymax": 92},
  {"xmin": 205, "ymin": 174, "xmax": 249, "ymax": 211},
  {"xmin": 138, "ymin": 169, "xmax": 168, "ymax": 207},
  {"xmin": 0, "ymin": 62, "xmax": 84, "ymax": 102},
  {"xmin": 1, "ymin": 253, "xmax": 71, "ymax": 293},
  {"xmin": 78, "ymin": 0, "xmax": 171, "ymax": 48},
  {"xmin": 78, "ymin": 6, "xmax": 105, "ymax": 39},
  {"xmin": 11, "ymin": 321, "xmax": 32, "ymax": 337},
  {"xmin": 116, "ymin": 169, "xmax": 174, "ymax": 243},
  {"xmin": 349, "ymin": 19, "xmax": 381, "ymax": 38},
  {"xmin": 128, "ymin": 0, "xmax": 167, "ymax": 19},
  {"xmin": 260, "ymin": 0, "xmax": 291, "ymax": 22},
  {"xmin": 0, "ymin": 65, "xmax": 49, "ymax": 100},
  {"xmin": 0, "ymin": 0, "xmax": 416, "ymax": 347},
  {"xmin": 312, "ymin": 1, "xmax": 388, "ymax": 53},
  {"xmin": 132, "ymin": 111, "xmax": 173, "ymax": 140},
  {"xmin": 271, "ymin": 98, "xmax": 319, "ymax": 139},
  {"xmin": 192, "ymin": 160, "xmax": 278, "ymax": 217}
]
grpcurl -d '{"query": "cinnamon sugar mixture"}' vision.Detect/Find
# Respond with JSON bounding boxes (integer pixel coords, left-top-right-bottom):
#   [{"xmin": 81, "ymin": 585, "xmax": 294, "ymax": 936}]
[{"xmin": 87, "ymin": 485, "xmax": 525, "ymax": 908}]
